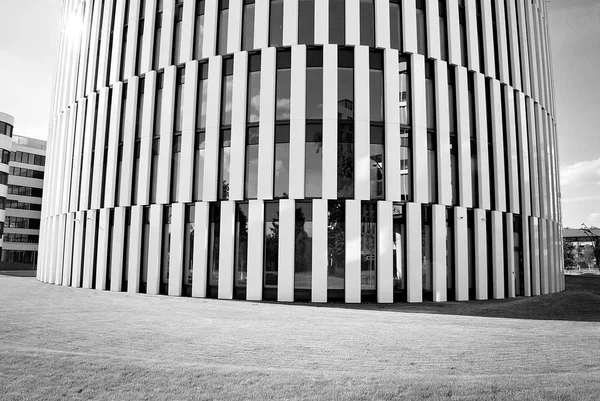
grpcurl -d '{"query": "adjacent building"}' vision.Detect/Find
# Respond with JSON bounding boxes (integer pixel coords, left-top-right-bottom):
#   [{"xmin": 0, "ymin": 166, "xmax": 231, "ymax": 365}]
[{"xmin": 39, "ymin": 0, "xmax": 563, "ymax": 303}]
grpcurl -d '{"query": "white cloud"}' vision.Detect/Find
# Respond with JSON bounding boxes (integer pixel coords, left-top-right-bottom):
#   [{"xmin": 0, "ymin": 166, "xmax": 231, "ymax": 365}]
[
  {"xmin": 589, "ymin": 213, "xmax": 600, "ymax": 224},
  {"xmin": 560, "ymin": 157, "xmax": 600, "ymax": 187}
]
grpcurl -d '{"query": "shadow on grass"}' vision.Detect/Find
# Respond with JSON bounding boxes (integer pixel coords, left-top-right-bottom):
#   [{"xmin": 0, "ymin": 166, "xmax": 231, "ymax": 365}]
[
  {"xmin": 277, "ymin": 275, "xmax": 600, "ymax": 323},
  {"xmin": 0, "ymin": 270, "xmax": 37, "ymax": 278}
]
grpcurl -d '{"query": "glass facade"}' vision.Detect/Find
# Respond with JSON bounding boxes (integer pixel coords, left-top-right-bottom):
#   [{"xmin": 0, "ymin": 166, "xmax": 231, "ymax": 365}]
[{"xmin": 38, "ymin": 0, "xmax": 563, "ymax": 305}]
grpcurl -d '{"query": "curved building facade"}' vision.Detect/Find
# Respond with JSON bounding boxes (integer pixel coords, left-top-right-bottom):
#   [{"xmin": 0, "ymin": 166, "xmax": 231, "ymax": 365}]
[{"xmin": 39, "ymin": 0, "xmax": 563, "ymax": 303}]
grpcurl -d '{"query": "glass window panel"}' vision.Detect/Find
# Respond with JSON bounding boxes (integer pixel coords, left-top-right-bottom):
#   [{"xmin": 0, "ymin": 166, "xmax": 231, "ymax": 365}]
[
  {"xmin": 422, "ymin": 205, "xmax": 433, "ymax": 293},
  {"xmin": 218, "ymin": 129, "xmax": 231, "ymax": 200},
  {"xmin": 360, "ymin": 0, "xmax": 375, "ymax": 47},
  {"xmin": 196, "ymin": 69, "xmax": 208, "ymax": 129},
  {"xmin": 327, "ymin": 202, "xmax": 346, "ymax": 290},
  {"xmin": 194, "ymin": 14, "xmax": 204, "ymax": 59},
  {"xmin": 193, "ymin": 131, "xmax": 205, "ymax": 200},
  {"xmin": 361, "ymin": 203, "xmax": 377, "ymax": 291},
  {"xmin": 370, "ymin": 126, "xmax": 385, "ymax": 200},
  {"xmin": 274, "ymin": 125, "xmax": 290, "ymax": 198},
  {"xmin": 244, "ymin": 127, "xmax": 259, "ymax": 199},
  {"xmin": 217, "ymin": 8, "xmax": 228, "ymax": 55},
  {"xmin": 306, "ymin": 54, "xmax": 323, "ymax": 119},
  {"xmin": 399, "ymin": 58, "xmax": 410, "ymax": 126},
  {"xmin": 294, "ymin": 202, "xmax": 313, "ymax": 291},
  {"xmin": 400, "ymin": 128, "xmax": 412, "ymax": 201},
  {"xmin": 242, "ymin": 2, "xmax": 255, "ymax": 50},
  {"xmin": 329, "ymin": 0, "xmax": 345, "ymax": 45},
  {"xmin": 337, "ymin": 122, "xmax": 354, "ymax": 198},
  {"xmin": 275, "ymin": 65, "xmax": 291, "ymax": 120},
  {"xmin": 369, "ymin": 69, "xmax": 383, "ymax": 122},
  {"xmin": 264, "ymin": 202, "xmax": 279, "ymax": 291},
  {"xmin": 247, "ymin": 70, "xmax": 261, "ymax": 122},
  {"xmin": 208, "ymin": 203, "xmax": 221, "ymax": 296},
  {"xmin": 182, "ymin": 204, "xmax": 195, "ymax": 296},
  {"xmin": 427, "ymin": 131, "xmax": 438, "ymax": 202},
  {"xmin": 235, "ymin": 203, "xmax": 249, "ymax": 287},
  {"xmin": 389, "ymin": 2, "xmax": 402, "ymax": 50},
  {"xmin": 269, "ymin": 0, "xmax": 284, "ymax": 47},
  {"xmin": 221, "ymin": 74, "xmax": 233, "ymax": 126},
  {"xmin": 305, "ymin": 124, "xmax": 322, "ymax": 198},
  {"xmin": 416, "ymin": 0, "xmax": 427, "ymax": 55},
  {"xmin": 298, "ymin": 0, "xmax": 314, "ymax": 45},
  {"xmin": 439, "ymin": 0, "xmax": 448, "ymax": 61},
  {"xmin": 392, "ymin": 203, "xmax": 405, "ymax": 292}
]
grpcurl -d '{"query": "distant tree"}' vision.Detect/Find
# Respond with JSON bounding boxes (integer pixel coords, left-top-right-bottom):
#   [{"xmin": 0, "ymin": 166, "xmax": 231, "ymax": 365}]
[
  {"xmin": 563, "ymin": 241, "xmax": 576, "ymax": 269},
  {"xmin": 581, "ymin": 224, "xmax": 600, "ymax": 270}
]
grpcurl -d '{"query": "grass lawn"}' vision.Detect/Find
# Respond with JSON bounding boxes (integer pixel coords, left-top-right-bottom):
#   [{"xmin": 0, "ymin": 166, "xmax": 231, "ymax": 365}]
[{"xmin": 1, "ymin": 274, "xmax": 599, "ymax": 400}]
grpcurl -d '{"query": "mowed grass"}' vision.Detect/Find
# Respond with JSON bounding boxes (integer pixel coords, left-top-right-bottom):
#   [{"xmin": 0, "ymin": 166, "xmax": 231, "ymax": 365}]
[{"xmin": 1, "ymin": 275, "xmax": 599, "ymax": 400}]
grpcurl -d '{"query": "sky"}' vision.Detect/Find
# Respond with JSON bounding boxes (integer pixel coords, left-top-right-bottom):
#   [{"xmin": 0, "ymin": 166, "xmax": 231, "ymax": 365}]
[{"xmin": 0, "ymin": 0, "xmax": 598, "ymax": 228}]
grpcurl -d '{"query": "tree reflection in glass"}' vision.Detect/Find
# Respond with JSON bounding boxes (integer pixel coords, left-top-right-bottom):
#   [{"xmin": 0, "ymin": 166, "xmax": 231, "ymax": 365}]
[{"xmin": 294, "ymin": 202, "xmax": 312, "ymax": 291}]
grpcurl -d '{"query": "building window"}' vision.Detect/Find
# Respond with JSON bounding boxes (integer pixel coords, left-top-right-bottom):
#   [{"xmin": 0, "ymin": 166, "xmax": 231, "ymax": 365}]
[
  {"xmin": 399, "ymin": 57, "xmax": 412, "ymax": 202},
  {"xmin": 327, "ymin": 201, "xmax": 345, "ymax": 301},
  {"xmin": 234, "ymin": 202, "xmax": 249, "ymax": 299},
  {"xmin": 135, "ymin": 0, "xmax": 146, "ymax": 75},
  {"xmin": 172, "ymin": 0, "xmax": 183, "ymax": 65},
  {"xmin": 298, "ymin": 0, "xmax": 314, "ymax": 45},
  {"xmin": 274, "ymin": 125, "xmax": 290, "ymax": 198},
  {"xmin": 329, "ymin": 0, "xmax": 345, "ymax": 45},
  {"xmin": 469, "ymin": 73, "xmax": 478, "ymax": 208},
  {"xmin": 439, "ymin": 0, "xmax": 448, "ymax": 61},
  {"xmin": 241, "ymin": 0, "xmax": 255, "ymax": 51},
  {"xmin": 171, "ymin": 68, "xmax": 185, "ymax": 202},
  {"xmin": 416, "ymin": 0, "xmax": 427, "ymax": 56},
  {"xmin": 448, "ymin": 68, "xmax": 459, "ymax": 205},
  {"xmin": 360, "ymin": 0, "xmax": 375, "ymax": 47},
  {"xmin": 245, "ymin": 53, "xmax": 261, "ymax": 199},
  {"xmin": 207, "ymin": 203, "xmax": 221, "ymax": 298},
  {"xmin": 459, "ymin": 0, "xmax": 468, "ymax": 68},
  {"xmin": 217, "ymin": 0, "xmax": 229, "ymax": 55},
  {"xmin": 263, "ymin": 202, "xmax": 279, "ymax": 301},
  {"xmin": 370, "ymin": 51, "xmax": 384, "ymax": 200},
  {"xmin": 338, "ymin": 48, "xmax": 354, "ymax": 199},
  {"xmin": 218, "ymin": 58, "xmax": 234, "ymax": 200},
  {"xmin": 194, "ymin": 0, "xmax": 205, "ymax": 59},
  {"xmin": 160, "ymin": 205, "xmax": 171, "ymax": 295},
  {"xmin": 182, "ymin": 204, "xmax": 195, "ymax": 296},
  {"xmin": 422, "ymin": 205, "xmax": 433, "ymax": 299},
  {"xmin": 361, "ymin": 202, "xmax": 377, "ymax": 298},
  {"xmin": 152, "ymin": 0, "xmax": 163, "ymax": 70},
  {"xmin": 389, "ymin": 0, "xmax": 402, "ymax": 51},
  {"xmin": 305, "ymin": 123, "xmax": 322, "ymax": 199},
  {"xmin": 294, "ymin": 201, "xmax": 312, "ymax": 301},
  {"xmin": 140, "ymin": 206, "xmax": 150, "ymax": 293},
  {"xmin": 193, "ymin": 63, "xmax": 208, "ymax": 201},
  {"xmin": 150, "ymin": 72, "xmax": 164, "ymax": 204},
  {"xmin": 425, "ymin": 61, "xmax": 437, "ymax": 203},
  {"xmin": 392, "ymin": 203, "xmax": 406, "ymax": 300},
  {"xmin": 269, "ymin": 0, "xmax": 284, "ymax": 48}
]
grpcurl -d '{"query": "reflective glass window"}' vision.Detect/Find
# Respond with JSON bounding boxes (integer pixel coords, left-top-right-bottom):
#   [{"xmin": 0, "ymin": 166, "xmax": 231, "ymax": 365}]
[
  {"xmin": 182, "ymin": 204, "xmax": 195, "ymax": 296},
  {"xmin": 327, "ymin": 202, "xmax": 345, "ymax": 297},
  {"xmin": 298, "ymin": 0, "xmax": 314, "ymax": 45},
  {"xmin": 207, "ymin": 203, "xmax": 220, "ymax": 298},
  {"xmin": 399, "ymin": 57, "xmax": 410, "ymax": 126},
  {"xmin": 263, "ymin": 202, "xmax": 279, "ymax": 300},
  {"xmin": 361, "ymin": 203, "xmax": 377, "ymax": 292},
  {"xmin": 392, "ymin": 203, "xmax": 406, "ymax": 297},
  {"xmin": 306, "ymin": 49, "xmax": 323, "ymax": 119},
  {"xmin": 244, "ymin": 127, "xmax": 259, "ymax": 199},
  {"xmin": 369, "ymin": 51, "xmax": 384, "ymax": 122},
  {"xmin": 416, "ymin": 0, "xmax": 427, "ymax": 55},
  {"xmin": 370, "ymin": 126, "xmax": 385, "ymax": 200},
  {"xmin": 305, "ymin": 123, "xmax": 322, "ymax": 198},
  {"xmin": 276, "ymin": 50, "xmax": 291, "ymax": 120},
  {"xmin": 360, "ymin": 0, "xmax": 375, "ymax": 47},
  {"xmin": 194, "ymin": 0, "xmax": 205, "ymax": 59},
  {"xmin": 329, "ymin": 0, "xmax": 345, "ymax": 45},
  {"xmin": 217, "ymin": 0, "xmax": 229, "ymax": 55},
  {"xmin": 242, "ymin": 0, "xmax": 255, "ymax": 50},
  {"xmin": 274, "ymin": 125, "xmax": 290, "ymax": 198},
  {"xmin": 294, "ymin": 201, "xmax": 312, "ymax": 300},
  {"xmin": 390, "ymin": 1, "xmax": 402, "ymax": 51},
  {"xmin": 172, "ymin": 1, "xmax": 183, "ymax": 64},
  {"xmin": 439, "ymin": 0, "xmax": 448, "ymax": 61},
  {"xmin": 218, "ymin": 129, "xmax": 231, "ymax": 200},
  {"xmin": 234, "ymin": 202, "xmax": 249, "ymax": 296},
  {"xmin": 269, "ymin": 0, "xmax": 284, "ymax": 47}
]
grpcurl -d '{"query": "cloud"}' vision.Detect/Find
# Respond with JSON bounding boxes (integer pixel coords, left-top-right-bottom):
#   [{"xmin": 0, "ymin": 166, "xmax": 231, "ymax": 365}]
[
  {"xmin": 560, "ymin": 157, "xmax": 600, "ymax": 187},
  {"xmin": 589, "ymin": 213, "xmax": 600, "ymax": 224}
]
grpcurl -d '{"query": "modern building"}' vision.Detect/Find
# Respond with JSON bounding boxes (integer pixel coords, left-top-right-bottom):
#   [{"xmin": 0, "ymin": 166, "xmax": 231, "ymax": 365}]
[
  {"xmin": 1, "ymin": 136, "xmax": 46, "ymax": 267},
  {"xmin": 39, "ymin": 0, "xmax": 564, "ymax": 303},
  {"xmin": 0, "ymin": 112, "xmax": 15, "ymax": 257}
]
